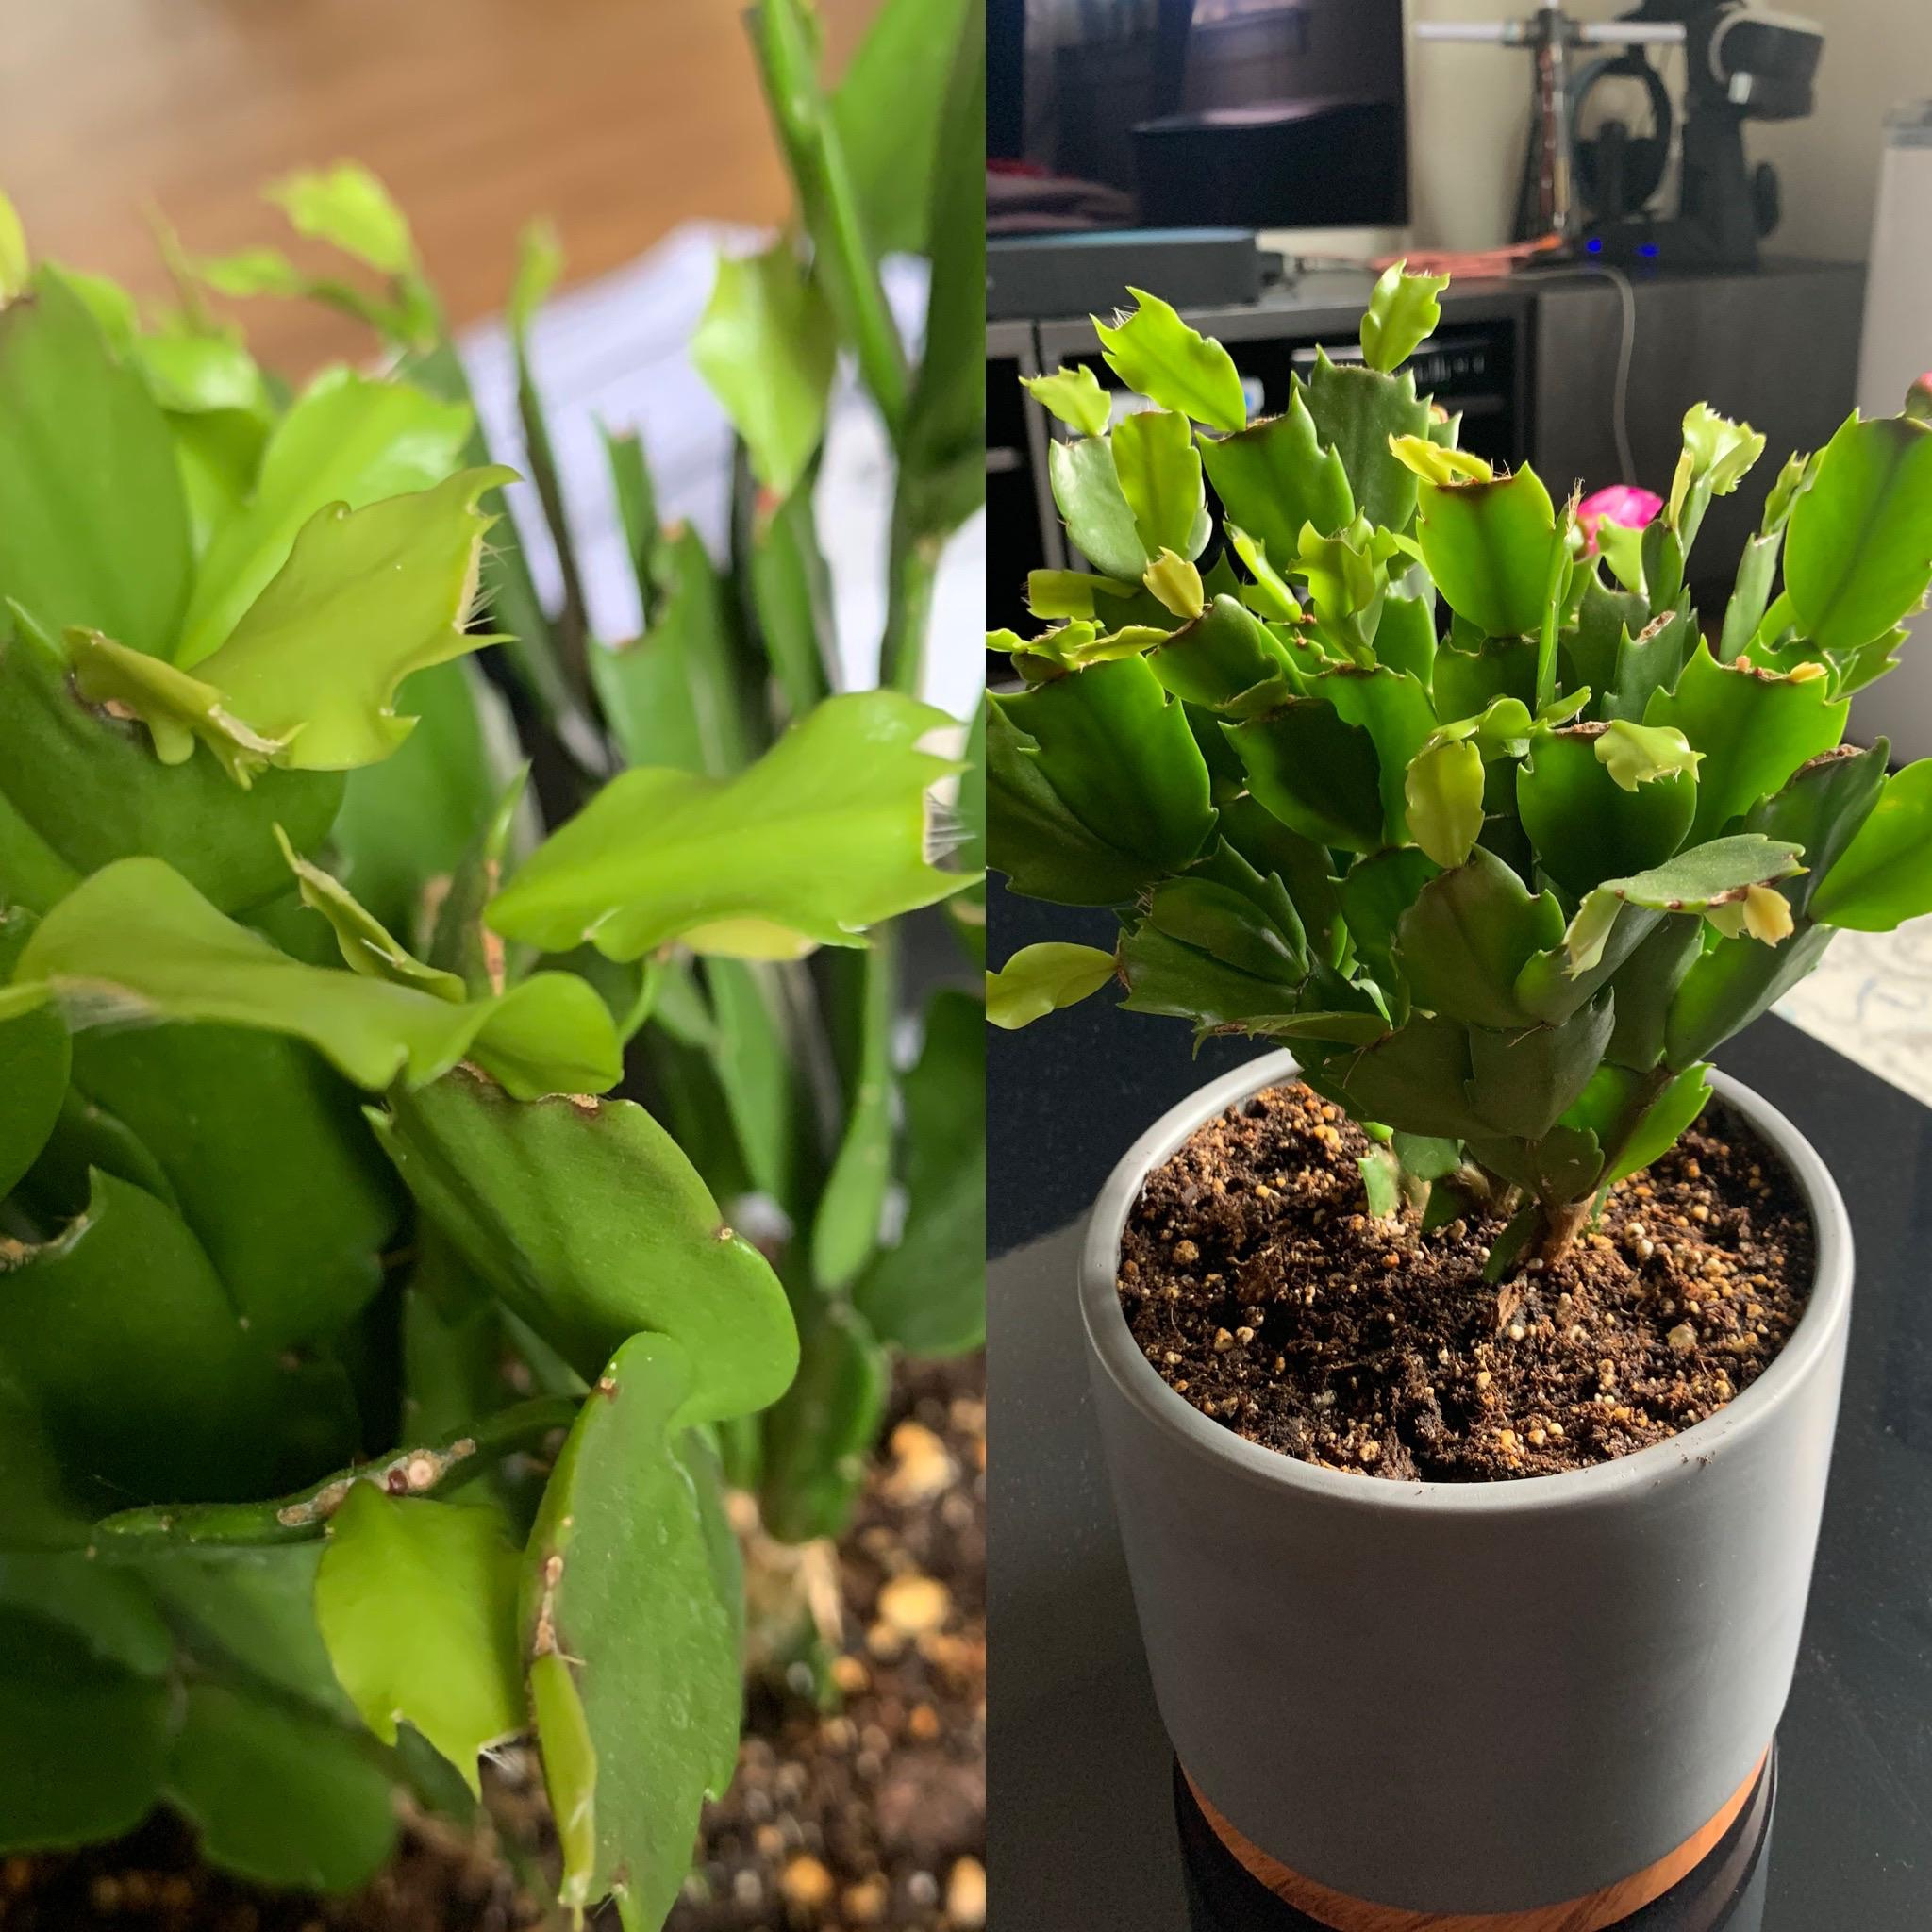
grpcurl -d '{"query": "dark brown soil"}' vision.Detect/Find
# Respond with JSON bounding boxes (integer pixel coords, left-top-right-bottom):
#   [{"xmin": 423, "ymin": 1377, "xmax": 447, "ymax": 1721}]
[
  {"xmin": 0, "ymin": 1798, "xmax": 547, "ymax": 1932},
  {"xmin": 667, "ymin": 1358, "xmax": 986, "ymax": 1932},
  {"xmin": 1, "ymin": 1360, "xmax": 987, "ymax": 1932},
  {"xmin": 1118, "ymin": 1082, "xmax": 1813, "ymax": 1481}
]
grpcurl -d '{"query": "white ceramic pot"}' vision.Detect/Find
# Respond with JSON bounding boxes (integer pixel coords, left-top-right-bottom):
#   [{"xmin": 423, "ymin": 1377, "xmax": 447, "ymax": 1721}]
[{"xmin": 1080, "ymin": 1050, "xmax": 1850, "ymax": 1913}]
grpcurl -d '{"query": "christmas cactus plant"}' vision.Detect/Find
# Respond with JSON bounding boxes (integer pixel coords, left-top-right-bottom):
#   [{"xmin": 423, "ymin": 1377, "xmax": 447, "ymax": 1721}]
[
  {"xmin": 0, "ymin": 0, "xmax": 984, "ymax": 1924},
  {"xmin": 990, "ymin": 270, "xmax": 1932, "ymax": 1272}
]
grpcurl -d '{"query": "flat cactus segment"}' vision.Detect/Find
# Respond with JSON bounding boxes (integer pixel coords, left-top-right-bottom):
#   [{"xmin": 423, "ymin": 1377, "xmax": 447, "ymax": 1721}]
[
  {"xmin": 186, "ymin": 465, "xmax": 517, "ymax": 773},
  {"xmin": 1094, "ymin": 289, "xmax": 1246, "ymax": 432},
  {"xmin": 0, "ymin": 1610, "xmax": 171, "ymax": 1856},
  {"xmin": 65, "ymin": 1021, "xmax": 396, "ymax": 1353},
  {"xmin": 3, "ymin": 857, "xmax": 621, "ymax": 1099},
  {"xmin": 986, "ymin": 942, "xmax": 1117, "ymax": 1031},
  {"xmin": 522, "ymin": 1335, "xmax": 741, "ymax": 1930},
  {"xmin": 375, "ymin": 1069, "xmax": 796, "ymax": 1416},
  {"xmin": 175, "ymin": 373, "xmax": 474, "ymax": 669},
  {"xmin": 0, "ymin": 612, "xmax": 343, "ymax": 916},
  {"xmin": 0, "ymin": 1168, "xmax": 355, "ymax": 1505},
  {"xmin": 1645, "ymin": 642, "xmax": 1847, "ymax": 842},
  {"xmin": 0, "ymin": 907, "xmax": 68, "ymax": 1200},
  {"xmin": 1784, "ymin": 410, "xmax": 1932, "ymax": 652},
  {"xmin": 162, "ymin": 1679, "xmax": 397, "ymax": 1892},
  {"xmin": 315, "ymin": 1488, "xmax": 524, "ymax": 1797},
  {"xmin": 0, "ymin": 266, "xmax": 192, "ymax": 661},
  {"xmin": 488, "ymin": 691, "xmax": 974, "ymax": 962}
]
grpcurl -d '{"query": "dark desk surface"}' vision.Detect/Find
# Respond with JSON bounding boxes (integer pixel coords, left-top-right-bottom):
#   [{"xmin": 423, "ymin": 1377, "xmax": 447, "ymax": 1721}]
[{"xmin": 988, "ymin": 879, "xmax": 1932, "ymax": 1929}]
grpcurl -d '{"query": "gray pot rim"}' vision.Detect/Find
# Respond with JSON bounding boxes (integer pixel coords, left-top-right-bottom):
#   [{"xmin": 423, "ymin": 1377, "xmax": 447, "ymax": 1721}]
[{"xmin": 1079, "ymin": 1048, "xmax": 1854, "ymax": 1518}]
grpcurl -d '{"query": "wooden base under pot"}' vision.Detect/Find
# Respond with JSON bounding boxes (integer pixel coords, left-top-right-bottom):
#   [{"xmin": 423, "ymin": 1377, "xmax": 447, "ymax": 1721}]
[{"xmin": 1174, "ymin": 1745, "xmax": 1778, "ymax": 1932}]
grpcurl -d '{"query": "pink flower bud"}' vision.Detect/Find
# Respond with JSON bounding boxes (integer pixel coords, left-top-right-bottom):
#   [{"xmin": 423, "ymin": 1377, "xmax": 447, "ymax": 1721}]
[{"xmin": 1576, "ymin": 484, "xmax": 1664, "ymax": 555}]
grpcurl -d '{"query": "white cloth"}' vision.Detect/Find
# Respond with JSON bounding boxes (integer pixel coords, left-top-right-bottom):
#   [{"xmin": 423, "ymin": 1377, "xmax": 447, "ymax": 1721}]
[{"xmin": 458, "ymin": 223, "xmax": 984, "ymax": 724}]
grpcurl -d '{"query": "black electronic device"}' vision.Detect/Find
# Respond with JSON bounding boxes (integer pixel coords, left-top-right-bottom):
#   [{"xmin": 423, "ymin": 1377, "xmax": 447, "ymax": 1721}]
[
  {"xmin": 987, "ymin": 228, "xmax": 1265, "ymax": 323},
  {"xmin": 1572, "ymin": 1, "xmax": 1823, "ymax": 267},
  {"xmin": 989, "ymin": 0, "xmax": 1025, "ymax": 162},
  {"xmin": 1131, "ymin": 97, "xmax": 1407, "ymax": 231}
]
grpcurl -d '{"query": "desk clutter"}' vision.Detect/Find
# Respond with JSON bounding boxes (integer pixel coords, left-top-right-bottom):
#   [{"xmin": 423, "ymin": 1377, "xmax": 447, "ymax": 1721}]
[{"xmin": 1417, "ymin": 1, "xmax": 1823, "ymax": 270}]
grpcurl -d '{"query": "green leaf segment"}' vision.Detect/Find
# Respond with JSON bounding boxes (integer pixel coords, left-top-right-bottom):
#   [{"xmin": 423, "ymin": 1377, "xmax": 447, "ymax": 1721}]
[
  {"xmin": 995, "ymin": 278, "xmax": 1932, "ymax": 1265},
  {"xmin": 0, "ymin": 857, "xmax": 621, "ymax": 1100},
  {"xmin": 314, "ymin": 1487, "xmax": 525, "ymax": 1797},
  {"xmin": 488, "ymin": 690, "xmax": 976, "ymax": 961},
  {"xmin": 0, "ymin": 267, "xmax": 509, "ymax": 791},
  {"xmin": 524, "ymin": 1336, "xmax": 743, "ymax": 1932}
]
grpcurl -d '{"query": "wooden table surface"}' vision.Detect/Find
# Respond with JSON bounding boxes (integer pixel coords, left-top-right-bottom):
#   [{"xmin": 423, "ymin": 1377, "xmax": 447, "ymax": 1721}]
[{"xmin": 0, "ymin": 0, "xmax": 878, "ymax": 374}]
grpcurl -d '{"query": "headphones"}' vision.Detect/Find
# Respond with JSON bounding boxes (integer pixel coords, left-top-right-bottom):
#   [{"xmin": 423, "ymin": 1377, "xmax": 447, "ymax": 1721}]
[{"xmin": 1571, "ymin": 52, "xmax": 1675, "ymax": 220}]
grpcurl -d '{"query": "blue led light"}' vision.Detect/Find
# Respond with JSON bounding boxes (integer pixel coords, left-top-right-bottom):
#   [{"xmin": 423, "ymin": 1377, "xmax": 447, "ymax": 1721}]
[
  {"xmin": 1639, "ymin": 242, "xmax": 1660, "ymax": 258},
  {"xmin": 1586, "ymin": 236, "xmax": 1603, "ymax": 253}
]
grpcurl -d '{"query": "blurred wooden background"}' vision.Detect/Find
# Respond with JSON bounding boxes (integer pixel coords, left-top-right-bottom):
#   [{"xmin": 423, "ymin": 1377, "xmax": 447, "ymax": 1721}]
[{"xmin": 0, "ymin": 0, "xmax": 877, "ymax": 372}]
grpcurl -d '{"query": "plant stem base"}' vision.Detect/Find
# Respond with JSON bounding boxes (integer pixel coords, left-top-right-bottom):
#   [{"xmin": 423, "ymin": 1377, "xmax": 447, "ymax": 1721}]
[{"xmin": 1175, "ymin": 1744, "xmax": 1775, "ymax": 1932}]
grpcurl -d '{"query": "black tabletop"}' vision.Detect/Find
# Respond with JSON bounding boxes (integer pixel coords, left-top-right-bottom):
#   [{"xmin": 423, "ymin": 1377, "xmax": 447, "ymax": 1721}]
[{"xmin": 988, "ymin": 877, "xmax": 1932, "ymax": 1928}]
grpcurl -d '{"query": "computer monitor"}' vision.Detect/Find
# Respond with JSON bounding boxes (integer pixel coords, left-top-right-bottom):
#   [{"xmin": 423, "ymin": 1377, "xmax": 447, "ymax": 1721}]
[{"xmin": 991, "ymin": 0, "xmax": 1408, "ymax": 232}]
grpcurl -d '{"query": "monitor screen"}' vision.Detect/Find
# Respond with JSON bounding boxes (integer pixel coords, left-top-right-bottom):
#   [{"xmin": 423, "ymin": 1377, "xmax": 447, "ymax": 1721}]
[{"xmin": 991, "ymin": 0, "xmax": 1408, "ymax": 234}]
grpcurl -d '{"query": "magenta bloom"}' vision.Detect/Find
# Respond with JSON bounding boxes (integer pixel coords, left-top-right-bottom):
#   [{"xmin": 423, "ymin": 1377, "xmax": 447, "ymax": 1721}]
[{"xmin": 1576, "ymin": 484, "xmax": 1663, "ymax": 555}]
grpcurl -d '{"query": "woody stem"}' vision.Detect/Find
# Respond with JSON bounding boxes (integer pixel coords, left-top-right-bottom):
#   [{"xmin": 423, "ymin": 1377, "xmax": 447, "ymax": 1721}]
[{"xmin": 93, "ymin": 1396, "xmax": 581, "ymax": 1550}]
